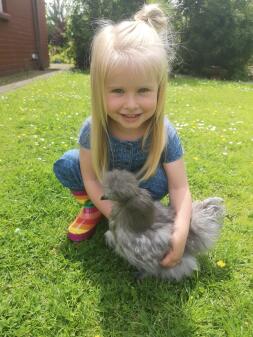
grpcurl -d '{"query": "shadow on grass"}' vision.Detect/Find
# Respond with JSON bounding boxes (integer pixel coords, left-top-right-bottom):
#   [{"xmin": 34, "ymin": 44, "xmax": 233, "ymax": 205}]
[
  {"xmin": 0, "ymin": 69, "xmax": 59, "ymax": 86},
  {"xmin": 59, "ymin": 222, "xmax": 231, "ymax": 337},
  {"xmin": 69, "ymin": 68, "xmax": 90, "ymax": 76}
]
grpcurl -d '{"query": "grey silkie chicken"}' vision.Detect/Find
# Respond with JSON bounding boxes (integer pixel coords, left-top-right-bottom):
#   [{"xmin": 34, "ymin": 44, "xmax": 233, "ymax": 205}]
[{"xmin": 101, "ymin": 169, "xmax": 225, "ymax": 281}]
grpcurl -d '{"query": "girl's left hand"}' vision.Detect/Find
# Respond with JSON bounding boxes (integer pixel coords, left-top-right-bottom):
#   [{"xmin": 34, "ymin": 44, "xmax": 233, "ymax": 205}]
[{"xmin": 160, "ymin": 232, "xmax": 187, "ymax": 268}]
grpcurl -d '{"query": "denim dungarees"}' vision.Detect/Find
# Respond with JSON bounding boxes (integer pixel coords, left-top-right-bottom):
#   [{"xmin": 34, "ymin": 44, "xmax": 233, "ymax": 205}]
[{"xmin": 53, "ymin": 116, "xmax": 183, "ymax": 200}]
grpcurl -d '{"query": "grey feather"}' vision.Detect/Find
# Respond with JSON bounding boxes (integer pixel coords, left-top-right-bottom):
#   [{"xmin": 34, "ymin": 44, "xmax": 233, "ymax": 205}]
[{"xmin": 103, "ymin": 170, "xmax": 225, "ymax": 281}]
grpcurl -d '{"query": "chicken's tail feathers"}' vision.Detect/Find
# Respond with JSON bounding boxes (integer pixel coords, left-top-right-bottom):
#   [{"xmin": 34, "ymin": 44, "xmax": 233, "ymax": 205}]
[
  {"xmin": 186, "ymin": 197, "xmax": 225, "ymax": 254},
  {"xmin": 160, "ymin": 255, "xmax": 198, "ymax": 281}
]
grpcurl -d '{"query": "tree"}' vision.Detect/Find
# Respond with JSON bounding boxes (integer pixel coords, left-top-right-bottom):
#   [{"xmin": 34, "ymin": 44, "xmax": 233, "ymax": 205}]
[
  {"xmin": 46, "ymin": 0, "xmax": 72, "ymax": 47},
  {"xmin": 68, "ymin": 0, "xmax": 145, "ymax": 69},
  {"xmin": 174, "ymin": 0, "xmax": 253, "ymax": 79}
]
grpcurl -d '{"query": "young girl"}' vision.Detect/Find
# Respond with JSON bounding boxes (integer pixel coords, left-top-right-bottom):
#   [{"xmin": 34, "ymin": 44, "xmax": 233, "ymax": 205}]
[{"xmin": 53, "ymin": 4, "xmax": 192, "ymax": 268}]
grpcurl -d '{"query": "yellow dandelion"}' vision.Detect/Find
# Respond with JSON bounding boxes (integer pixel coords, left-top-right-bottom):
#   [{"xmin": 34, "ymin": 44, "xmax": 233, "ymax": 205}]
[
  {"xmin": 217, "ymin": 260, "xmax": 226, "ymax": 268},
  {"xmin": 193, "ymin": 157, "xmax": 199, "ymax": 160}
]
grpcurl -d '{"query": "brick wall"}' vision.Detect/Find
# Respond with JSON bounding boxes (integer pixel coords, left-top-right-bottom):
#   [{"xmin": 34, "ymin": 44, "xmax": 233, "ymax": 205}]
[{"xmin": 0, "ymin": 0, "xmax": 49, "ymax": 76}]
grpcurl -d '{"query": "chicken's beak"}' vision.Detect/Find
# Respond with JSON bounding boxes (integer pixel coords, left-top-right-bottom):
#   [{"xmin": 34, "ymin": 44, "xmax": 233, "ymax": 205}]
[{"xmin": 100, "ymin": 195, "xmax": 108, "ymax": 200}]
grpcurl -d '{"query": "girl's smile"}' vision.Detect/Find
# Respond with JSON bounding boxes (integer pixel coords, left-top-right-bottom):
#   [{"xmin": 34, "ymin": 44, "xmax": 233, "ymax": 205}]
[
  {"xmin": 119, "ymin": 113, "xmax": 142, "ymax": 123},
  {"xmin": 105, "ymin": 66, "xmax": 159, "ymax": 140}
]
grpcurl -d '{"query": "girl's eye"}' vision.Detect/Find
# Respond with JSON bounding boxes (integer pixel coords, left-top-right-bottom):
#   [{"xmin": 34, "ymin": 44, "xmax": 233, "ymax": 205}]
[
  {"xmin": 138, "ymin": 88, "xmax": 150, "ymax": 93},
  {"xmin": 111, "ymin": 88, "xmax": 124, "ymax": 94}
]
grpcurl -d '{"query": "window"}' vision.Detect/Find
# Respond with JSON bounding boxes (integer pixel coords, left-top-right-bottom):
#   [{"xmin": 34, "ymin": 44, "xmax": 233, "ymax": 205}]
[
  {"xmin": 0, "ymin": 0, "xmax": 7, "ymax": 13},
  {"xmin": 0, "ymin": 0, "xmax": 10, "ymax": 20}
]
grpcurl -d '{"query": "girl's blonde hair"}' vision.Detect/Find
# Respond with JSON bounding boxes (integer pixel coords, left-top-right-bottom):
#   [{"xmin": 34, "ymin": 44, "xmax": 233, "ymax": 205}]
[{"xmin": 90, "ymin": 4, "xmax": 171, "ymax": 182}]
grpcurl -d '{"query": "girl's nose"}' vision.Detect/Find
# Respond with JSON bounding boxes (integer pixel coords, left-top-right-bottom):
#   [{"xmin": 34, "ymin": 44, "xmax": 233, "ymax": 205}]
[{"xmin": 125, "ymin": 94, "xmax": 138, "ymax": 110}]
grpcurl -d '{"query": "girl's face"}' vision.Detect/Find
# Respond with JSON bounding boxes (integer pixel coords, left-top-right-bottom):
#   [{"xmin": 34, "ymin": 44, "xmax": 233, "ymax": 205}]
[{"xmin": 105, "ymin": 65, "xmax": 159, "ymax": 139}]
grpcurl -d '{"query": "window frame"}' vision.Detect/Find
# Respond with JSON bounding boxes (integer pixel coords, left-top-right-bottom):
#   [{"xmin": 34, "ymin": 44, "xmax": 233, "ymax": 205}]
[{"xmin": 0, "ymin": 0, "xmax": 10, "ymax": 21}]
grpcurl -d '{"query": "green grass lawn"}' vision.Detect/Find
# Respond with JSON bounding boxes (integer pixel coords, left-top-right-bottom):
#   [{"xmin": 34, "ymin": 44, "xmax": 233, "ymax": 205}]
[{"xmin": 0, "ymin": 72, "xmax": 252, "ymax": 337}]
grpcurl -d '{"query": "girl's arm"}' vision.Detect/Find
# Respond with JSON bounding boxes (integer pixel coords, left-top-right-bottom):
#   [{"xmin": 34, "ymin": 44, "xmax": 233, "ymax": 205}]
[
  {"xmin": 80, "ymin": 147, "xmax": 112, "ymax": 219},
  {"xmin": 160, "ymin": 158, "xmax": 192, "ymax": 268}
]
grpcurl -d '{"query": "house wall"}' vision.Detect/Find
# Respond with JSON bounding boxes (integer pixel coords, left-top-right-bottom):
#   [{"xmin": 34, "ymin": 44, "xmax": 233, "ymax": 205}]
[{"xmin": 0, "ymin": 0, "xmax": 49, "ymax": 76}]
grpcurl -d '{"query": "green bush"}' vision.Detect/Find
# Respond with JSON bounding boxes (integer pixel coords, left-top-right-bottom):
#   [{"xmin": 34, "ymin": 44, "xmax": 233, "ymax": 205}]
[
  {"xmin": 49, "ymin": 45, "xmax": 74, "ymax": 64},
  {"xmin": 174, "ymin": 0, "xmax": 253, "ymax": 80}
]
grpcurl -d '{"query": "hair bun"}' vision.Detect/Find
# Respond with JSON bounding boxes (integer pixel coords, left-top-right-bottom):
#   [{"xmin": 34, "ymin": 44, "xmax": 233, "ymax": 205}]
[{"xmin": 134, "ymin": 4, "xmax": 167, "ymax": 33}]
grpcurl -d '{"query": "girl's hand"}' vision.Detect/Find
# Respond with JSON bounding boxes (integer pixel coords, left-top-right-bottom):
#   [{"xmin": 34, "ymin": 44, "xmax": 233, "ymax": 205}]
[{"xmin": 160, "ymin": 230, "xmax": 187, "ymax": 268}]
